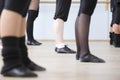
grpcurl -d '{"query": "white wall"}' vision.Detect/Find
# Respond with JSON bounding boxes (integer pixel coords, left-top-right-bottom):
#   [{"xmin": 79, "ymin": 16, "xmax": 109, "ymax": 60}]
[{"xmin": 30, "ymin": 0, "xmax": 111, "ymax": 40}]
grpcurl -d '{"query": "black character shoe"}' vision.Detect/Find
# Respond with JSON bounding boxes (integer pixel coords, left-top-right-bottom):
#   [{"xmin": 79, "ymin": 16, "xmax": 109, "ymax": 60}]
[
  {"xmin": 1, "ymin": 66, "xmax": 37, "ymax": 77},
  {"xmin": 27, "ymin": 40, "xmax": 42, "ymax": 45},
  {"xmin": 80, "ymin": 54, "xmax": 105, "ymax": 63},
  {"xmin": 27, "ymin": 62, "xmax": 46, "ymax": 71},
  {"xmin": 55, "ymin": 45, "xmax": 76, "ymax": 53}
]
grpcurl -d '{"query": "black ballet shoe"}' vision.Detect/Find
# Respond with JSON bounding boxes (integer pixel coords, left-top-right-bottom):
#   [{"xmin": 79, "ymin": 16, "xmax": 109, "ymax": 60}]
[
  {"xmin": 27, "ymin": 40, "xmax": 42, "ymax": 45},
  {"xmin": 27, "ymin": 62, "xmax": 46, "ymax": 71},
  {"xmin": 55, "ymin": 45, "xmax": 76, "ymax": 53},
  {"xmin": 1, "ymin": 66, "xmax": 37, "ymax": 77},
  {"xmin": 80, "ymin": 54, "xmax": 105, "ymax": 63}
]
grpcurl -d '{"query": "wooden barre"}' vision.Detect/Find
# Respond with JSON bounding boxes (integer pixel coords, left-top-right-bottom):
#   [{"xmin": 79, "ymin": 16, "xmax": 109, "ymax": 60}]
[{"xmin": 39, "ymin": 1, "xmax": 110, "ymax": 4}]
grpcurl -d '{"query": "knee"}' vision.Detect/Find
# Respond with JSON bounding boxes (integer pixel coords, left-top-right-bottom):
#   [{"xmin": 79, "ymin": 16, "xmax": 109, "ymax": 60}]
[{"xmin": 113, "ymin": 24, "xmax": 120, "ymax": 33}]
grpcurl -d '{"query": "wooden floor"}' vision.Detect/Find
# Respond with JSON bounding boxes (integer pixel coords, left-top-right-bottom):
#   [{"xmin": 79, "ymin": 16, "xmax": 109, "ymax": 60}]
[{"xmin": 0, "ymin": 41, "xmax": 120, "ymax": 80}]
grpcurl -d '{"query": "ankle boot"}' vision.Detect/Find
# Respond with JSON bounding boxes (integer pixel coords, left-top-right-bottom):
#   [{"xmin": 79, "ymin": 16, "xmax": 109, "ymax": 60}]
[{"xmin": 114, "ymin": 34, "xmax": 120, "ymax": 47}]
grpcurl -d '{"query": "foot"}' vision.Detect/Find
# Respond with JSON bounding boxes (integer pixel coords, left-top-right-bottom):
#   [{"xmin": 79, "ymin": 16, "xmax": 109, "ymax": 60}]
[
  {"xmin": 55, "ymin": 45, "xmax": 76, "ymax": 53},
  {"xmin": 79, "ymin": 54, "xmax": 105, "ymax": 63},
  {"xmin": 27, "ymin": 40, "xmax": 42, "ymax": 45},
  {"xmin": 1, "ymin": 66, "xmax": 37, "ymax": 77},
  {"xmin": 27, "ymin": 62, "xmax": 46, "ymax": 71}
]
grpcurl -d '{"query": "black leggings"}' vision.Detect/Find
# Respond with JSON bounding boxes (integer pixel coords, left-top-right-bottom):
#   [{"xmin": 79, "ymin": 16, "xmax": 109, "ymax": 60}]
[
  {"xmin": 1, "ymin": 0, "xmax": 31, "ymax": 17},
  {"xmin": 78, "ymin": 0, "xmax": 97, "ymax": 16}
]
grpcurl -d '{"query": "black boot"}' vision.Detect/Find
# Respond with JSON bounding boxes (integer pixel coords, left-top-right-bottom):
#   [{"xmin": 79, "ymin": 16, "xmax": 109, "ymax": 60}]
[
  {"xmin": 114, "ymin": 34, "xmax": 120, "ymax": 47},
  {"xmin": 19, "ymin": 36, "xmax": 46, "ymax": 71},
  {"xmin": 1, "ymin": 37, "xmax": 37, "ymax": 77},
  {"xmin": 109, "ymin": 32, "xmax": 114, "ymax": 45}
]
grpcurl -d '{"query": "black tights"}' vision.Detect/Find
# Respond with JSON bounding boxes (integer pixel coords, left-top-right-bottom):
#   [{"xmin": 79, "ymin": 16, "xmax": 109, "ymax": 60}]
[
  {"xmin": 75, "ymin": 14, "xmax": 91, "ymax": 58},
  {"xmin": 75, "ymin": 0, "xmax": 97, "ymax": 58}
]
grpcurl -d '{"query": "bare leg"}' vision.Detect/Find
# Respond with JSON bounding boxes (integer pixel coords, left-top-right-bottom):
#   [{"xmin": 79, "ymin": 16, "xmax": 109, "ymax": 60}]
[{"xmin": 53, "ymin": 18, "xmax": 64, "ymax": 44}]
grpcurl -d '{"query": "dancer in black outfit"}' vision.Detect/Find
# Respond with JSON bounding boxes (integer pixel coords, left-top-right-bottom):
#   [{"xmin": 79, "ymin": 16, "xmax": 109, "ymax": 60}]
[
  {"xmin": 0, "ymin": 0, "xmax": 45, "ymax": 77},
  {"xmin": 75, "ymin": 0, "xmax": 105, "ymax": 62}
]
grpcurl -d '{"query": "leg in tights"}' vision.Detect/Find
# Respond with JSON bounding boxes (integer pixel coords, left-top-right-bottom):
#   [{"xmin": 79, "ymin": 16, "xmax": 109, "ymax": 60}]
[
  {"xmin": 27, "ymin": 0, "xmax": 42, "ymax": 45},
  {"xmin": 75, "ymin": 0, "xmax": 105, "ymax": 63},
  {"xmin": 75, "ymin": 17, "xmax": 80, "ymax": 57}
]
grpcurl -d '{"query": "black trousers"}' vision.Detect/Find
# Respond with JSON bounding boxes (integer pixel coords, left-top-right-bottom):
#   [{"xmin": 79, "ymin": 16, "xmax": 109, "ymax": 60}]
[
  {"xmin": 0, "ymin": 0, "xmax": 31, "ymax": 17},
  {"xmin": 78, "ymin": 0, "xmax": 97, "ymax": 16},
  {"xmin": 53, "ymin": 0, "xmax": 72, "ymax": 21}
]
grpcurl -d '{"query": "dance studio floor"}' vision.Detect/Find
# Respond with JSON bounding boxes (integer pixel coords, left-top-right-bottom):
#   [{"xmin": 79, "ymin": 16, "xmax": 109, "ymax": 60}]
[{"xmin": 0, "ymin": 41, "xmax": 120, "ymax": 80}]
